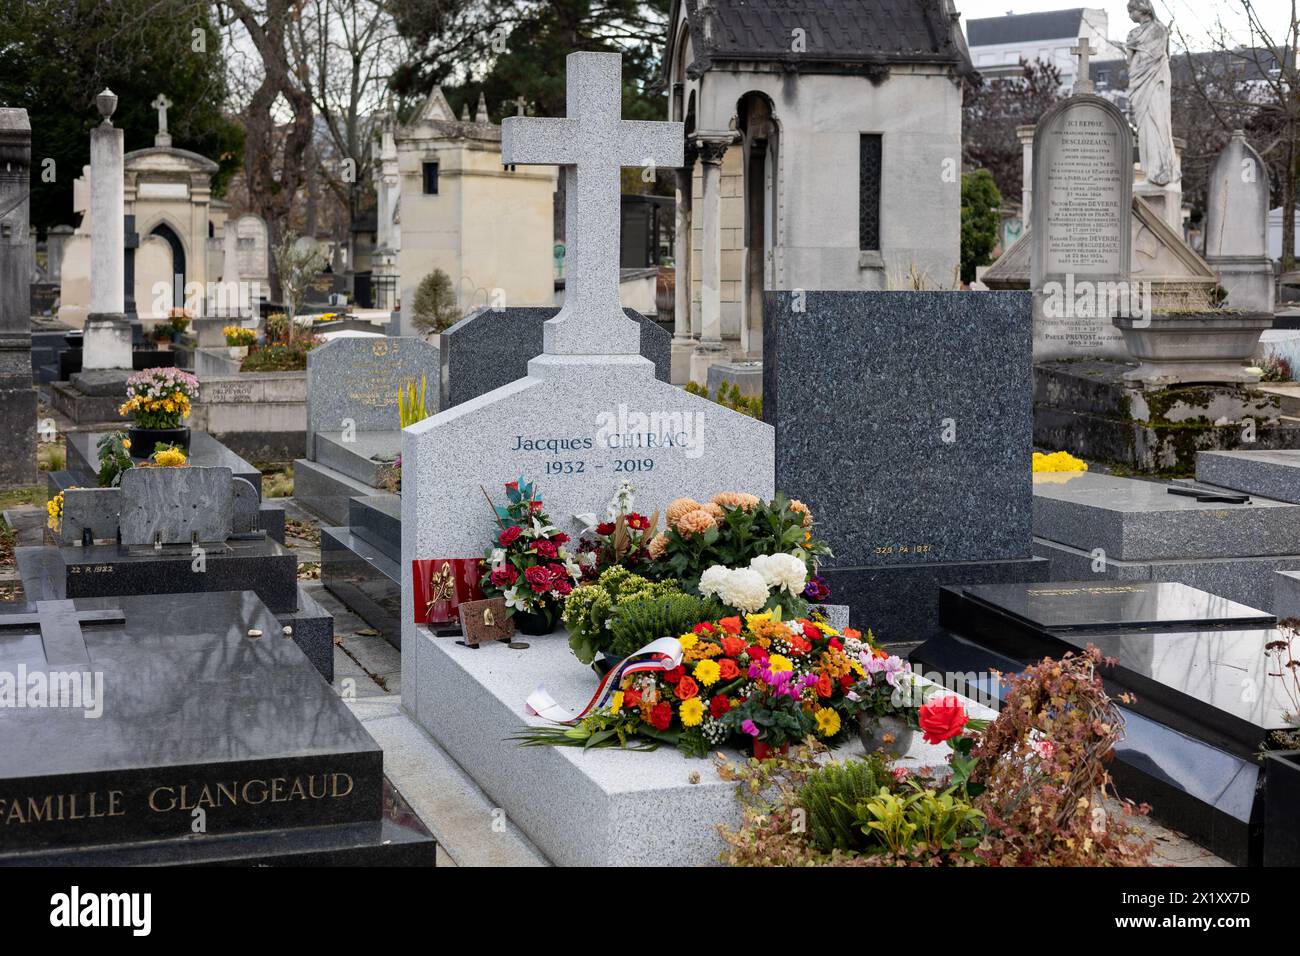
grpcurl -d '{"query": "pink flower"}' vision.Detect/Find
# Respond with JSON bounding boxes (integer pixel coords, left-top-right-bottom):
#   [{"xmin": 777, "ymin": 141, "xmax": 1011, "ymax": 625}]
[
  {"xmin": 741, "ymin": 719, "xmax": 760, "ymax": 737},
  {"xmin": 1031, "ymin": 738, "xmax": 1056, "ymax": 761}
]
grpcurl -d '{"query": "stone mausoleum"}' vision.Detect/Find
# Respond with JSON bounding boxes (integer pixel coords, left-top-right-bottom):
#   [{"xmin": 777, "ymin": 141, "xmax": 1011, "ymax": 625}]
[{"xmin": 663, "ymin": 0, "xmax": 972, "ymax": 379}]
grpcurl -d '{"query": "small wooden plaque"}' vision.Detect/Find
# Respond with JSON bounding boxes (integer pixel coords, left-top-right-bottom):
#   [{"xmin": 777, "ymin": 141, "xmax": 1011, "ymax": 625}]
[{"xmin": 458, "ymin": 598, "xmax": 514, "ymax": 647}]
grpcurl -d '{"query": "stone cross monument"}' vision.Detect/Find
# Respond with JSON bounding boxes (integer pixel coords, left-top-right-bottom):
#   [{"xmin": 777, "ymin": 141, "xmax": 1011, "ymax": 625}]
[
  {"xmin": 0, "ymin": 107, "xmax": 37, "ymax": 487},
  {"xmin": 82, "ymin": 89, "xmax": 132, "ymax": 372},
  {"xmin": 502, "ymin": 52, "xmax": 682, "ymax": 356},
  {"xmin": 1070, "ymin": 37, "xmax": 1094, "ymax": 94},
  {"xmin": 151, "ymin": 93, "xmax": 173, "ymax": 148}
]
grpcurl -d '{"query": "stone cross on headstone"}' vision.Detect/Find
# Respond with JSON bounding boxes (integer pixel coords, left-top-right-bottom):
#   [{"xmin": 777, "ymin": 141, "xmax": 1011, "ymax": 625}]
[
  {"xmin": 1071, "ymin": 38, "xmax": 1095, "ymax": 95},
  {"xmin": 0, "ymin": 600, "xmax": 124, "ymax": 666},
  {"xmin": 501, "ymin": 52, "xmax": 682, "ymax": 355},
  {"xmin": 151, "ymin": 93, "xmax": 172, "ymax": 147},
  {"xmin": 513, "ymin": 95, "xmax": 527, "ymax": 116}
]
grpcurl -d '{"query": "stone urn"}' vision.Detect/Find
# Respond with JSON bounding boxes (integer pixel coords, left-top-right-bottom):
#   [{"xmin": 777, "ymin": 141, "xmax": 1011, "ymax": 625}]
[
  {"xmin": 1112, "ymin": 311, "xmax": 1272, "ymax": 387},
  {"xmin": 858, "ymin": 713, "xmax": 915, "ymax": 755},
  {"xmin": 228, "ymin": 345, "xmax": 250, "ymax": 360}
]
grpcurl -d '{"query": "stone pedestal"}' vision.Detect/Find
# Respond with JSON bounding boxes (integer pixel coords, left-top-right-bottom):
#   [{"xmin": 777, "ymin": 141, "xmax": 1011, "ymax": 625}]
[
  {"xmin": 81, "ymin": 312, "xmax": 133, "ymax": 370},
  {"xmin": 1209, "ymin": 256, "xmax": 1275, "ymax": 314}
]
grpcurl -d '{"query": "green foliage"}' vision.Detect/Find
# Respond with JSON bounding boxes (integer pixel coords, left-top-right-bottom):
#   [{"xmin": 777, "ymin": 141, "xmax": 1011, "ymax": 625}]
[
  {"xmin": 411, "ymin": 269, "xmax": 460, "ymax": 335},
  {"xmin": 264, "ymin": 312, "xmax": 291, "ymax": 345},
  {"xmin": 95, "ymin": 432, "xmax": 133, "ymax": 488},
  {"xmin": 960, "ymin": 169, "xmax": 1002, "ymax": 284},
  {"xmin": 606, "ymin": 592, "xmax": 722, "ymax": 661},
  {"xmin": 800, "ymin": 757, "xmax": 891, "ymax": 853},
  {"xmin": 0, "ymin": 0, "xmax": 243, "ymax": 232},
  {"xmin": 839, "ymin": 784, "xmax": 984, "ymax": 857},
  {"xmin": 685, "ymin": 380, "xmax": 761, "ymax": 418},
  {"xmin": 398, "ymin": 376, "xmax": 431, "ymax": 428},
  {"xmin": 239, "ymin": 338, "xmax": 322, "ymax": 372},
  {"xmin": 272, "ymin": 237, "xmax": 328, "ymax": 324},
  {"xmin": 563, "ymin": 567, "xmax": 684, "ymax": 664}
]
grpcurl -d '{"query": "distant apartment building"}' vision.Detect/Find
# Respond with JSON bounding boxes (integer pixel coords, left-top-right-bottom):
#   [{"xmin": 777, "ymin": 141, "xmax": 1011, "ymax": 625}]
[{"xmin": 965, "ymin": 7, "xmax": 1125, "ymax": 87}]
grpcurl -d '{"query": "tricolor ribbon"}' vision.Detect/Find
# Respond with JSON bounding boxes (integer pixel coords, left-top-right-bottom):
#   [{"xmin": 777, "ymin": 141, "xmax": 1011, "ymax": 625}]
[{"xmin": 525, "ymin": 637, "xmax": 684, "ymax": 725}]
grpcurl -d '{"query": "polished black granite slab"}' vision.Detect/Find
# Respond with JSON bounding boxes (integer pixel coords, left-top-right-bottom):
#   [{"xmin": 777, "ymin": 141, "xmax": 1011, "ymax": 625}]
[
  {"xmin": 348, "ymin": 493, "xmax": 400, "ymax": 562},
  {"xmin": 1, "ymin": 780, "xmax": 435, "ymax": 866},
  {"xmin": 909, "ymin": 631, "xmax": 1264, "ymax": 866},
  {"xmin": 0, "ymin": 591, "xmax": 383, "ymax": 853},
  {"xmin": 321, "ymin": 525, "xmax": 400, "ymax": 649},
  {"xmin": 960, "ymin": 581, "xmax": 1276, "ymax": 633},
  {"xmin": 56, "ymin": 539, "xmax": 297, "ymax": 614}
]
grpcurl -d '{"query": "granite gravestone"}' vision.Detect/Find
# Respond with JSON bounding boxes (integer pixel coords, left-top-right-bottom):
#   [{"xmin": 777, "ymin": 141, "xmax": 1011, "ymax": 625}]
[
  {"xmin": 913, "ymin": 580, "xmax": 1288, "ymax": 865},
  {"xmin": 440, "ymin": 306, "xmax": 670, "ymax": 410},
  {"xmin": 1204, "ymin": 130, "xmax": 1273, "ymax": 312},
  {"xmin": 305, "ymin": 335, "xmax": 440, "ymax": 457},
  {"xmin": 1030, "ymin": 92, "xmax": 1133, "ymax": 361},
  {"xmin": 117, "ymin": 466, "xmax": 234, "ymax": 546},
  {"xmin": 0, "ymin": 590, "xmax": 435, "ymax": 865},
  {"xmin": 764, "ymin": 290, "xmax": 1047, "ymax": 639},
  {"xmin": 402, "ymin": 52, "xmax": 774, "ymax": 722},
  {"xmin": 0, "ymin": 107, "xmax": 37, "ymax": 488}
]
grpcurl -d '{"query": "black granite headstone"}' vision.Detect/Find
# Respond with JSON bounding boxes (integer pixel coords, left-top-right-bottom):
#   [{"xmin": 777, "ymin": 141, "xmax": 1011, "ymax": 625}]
[
  {"xmin": 0, "ymin": 591, "xmax": 434, "ymax": 864},
  {"xmin": 763, "ymin": 290, "xmax": 1047, "ymax": 640}
]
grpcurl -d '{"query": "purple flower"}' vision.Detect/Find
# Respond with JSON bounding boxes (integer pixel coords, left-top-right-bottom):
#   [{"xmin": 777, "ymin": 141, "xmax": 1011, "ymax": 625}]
[
  {"xmin": 803, "ymin": 575, "xmax": 831, "ymax": 602},
  {"xmin": 741, "ymin": 719, "xmax": 760, "ymax": 737}
]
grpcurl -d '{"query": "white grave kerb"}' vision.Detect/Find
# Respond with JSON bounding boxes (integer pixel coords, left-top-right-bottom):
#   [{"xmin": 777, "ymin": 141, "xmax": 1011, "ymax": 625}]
[{"xmin": 502, "ymin": 52, "xmax": 683, "ymax": 357}]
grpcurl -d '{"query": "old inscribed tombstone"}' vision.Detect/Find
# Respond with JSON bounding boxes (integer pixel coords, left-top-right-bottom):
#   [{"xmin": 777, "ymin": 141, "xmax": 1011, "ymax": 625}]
[
  {"xmin": 1204, "ymin": 130, "xmax": 1273, "ymax": 312},
  {"xmin": 1030, "ymin": 94, "xmax": 1133, "ymax": 360}
]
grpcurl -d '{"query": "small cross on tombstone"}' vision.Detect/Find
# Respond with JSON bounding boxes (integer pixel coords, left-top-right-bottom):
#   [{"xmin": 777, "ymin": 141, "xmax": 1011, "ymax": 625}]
[
  {"xmin": 514, "ymin": 95, "xmax": 527, "ymax": 116},
  {"xmin": 0, "ymin": 600, "xmax": 124, "ymax": 666},
  {"xmin": 1071, "ymin": 38, "xmax": 1095, "ymax": 95},
  {"xmin": 151, "ymin": 93, "xmax": 173, "ymax": 146},
  {"xmin": 502, "ymin": 53, "xmax": 683, "ymax": 355}
]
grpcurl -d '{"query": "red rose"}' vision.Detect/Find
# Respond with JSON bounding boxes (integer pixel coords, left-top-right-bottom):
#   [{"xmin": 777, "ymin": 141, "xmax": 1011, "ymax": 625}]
[
  {"xmin": 523, "ymin": 566, "xmax": 552, "ymax": 592},
  {"xmin": 505, "ymin": 481, "xmax": 519, "ymax": 491},
  {"xmin": 623, "ymin": 688, "xmax": 642, "ymax": 708},
  {"xmin": 692, "ymin": 622, "xmax": 715, "ymax": 636},
  {"xmin": 530, "ymin": 500, "xmax": 544, "ymax": 511},
  {"xmin": 747, "ymin": 644, "xmax": 769, "ymax": 661},
  {"xmin": 649, "ymin": 702, "xmax": 672, "ymax": 731},
  {"xmin": 788, "ymin": 635, "xmax": 811, "ymax": 655},
  {"xmin": 499, "ymin": 525, "xmax": 522, "ymax": 546},
  {"xmin": 829, "ymin": 637, "xmax": 843, "ymax": 651},
  {"xmin": 596, "ymin": 522, "xmax": 616, "ymax": 536},
  {"xmin": 551, "ymin": 580, "xmax": 572, "ymax": 597},
  {"xmin": 662, "ymin": 666, "xmax": 683, "ymax": 685},
  {"xmin": 721, "ymin": 636, "xmax": 747, "ymax": 658},
  {"xmin": 918, "ymin": 698, "xmax": 969, "ymax": 745},
  {"xmin": 718, "ymin": 658, "xmax": 740, "ymax": 681},
  {"xmin": 625, "ymin": 513, "xmax": 649, "ymax": 530},
  {"xmin": 815, "ymin": 673, "xmax": 833, "ymax": 698},
  {"xmin": 490, "ymin": 565, "xmax": 518, "ymax": 586},
  {"xmin": 547, "ymin": 562, "xmax": 568, "ymax": 580},
  {"xmin": 718, "ymin": 617, "xmax": 742, "ymax": 635},
  {"xmin": 839, "ymin": 673, "xmax": 854, "ymax": 690},
  {"xmin": 675, "ymin": 676, "xmax": 699, "ymax": 700},
  {"xmin": 709, "ymin": 695, "xmax": 731, "ymax": 718},
  {"xmin": 552, "ymin": 532, "xmax": 570, "ymax": 545},
  {"xmin": 531, "ymin": 540, "xmax": 557, "ymax": 559},
  {"xmin": 802, "ymin": 622, "xmax": 821, "ymax": 642}
]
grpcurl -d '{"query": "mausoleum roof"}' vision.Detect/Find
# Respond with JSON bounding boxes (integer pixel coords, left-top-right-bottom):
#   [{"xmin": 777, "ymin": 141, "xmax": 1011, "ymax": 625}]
[
  {"xmin": 669, "ymin": 0, "xmax": 973, "ymax": 78},
  {"xmin": 124, "ymin": 145, "xmax": 219, "ymax": 174}
]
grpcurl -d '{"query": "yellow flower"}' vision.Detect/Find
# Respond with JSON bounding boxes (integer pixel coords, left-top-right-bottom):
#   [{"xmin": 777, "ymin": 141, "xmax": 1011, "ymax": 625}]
[
  {"xmin": 745, "ymin": 612, "xmax": 773, "ymax": 630},
  {"xmin": 678, "ymin": 697, "xmax": 704, "ymax": 727},
  {"xmin": 692, "ymin": 659, "xmax": 721, "ymax": 687},
  {"xmin": 1032, "ymin": 450, "xmax": 1088, "ymax": 474},
  {"xmin": 849, "ymin": 659, "xmax": 865, "ymax": 677},
  {"xmin": 609, "ymin": 691, "xmax": 624, "ymax": 714},
  {"xmin": 811, "ymin": 621, "xmax": 837, "ymax": 636},
  {"xmin": 767, "ymin": 654, "xmax": 793, "ymax": 674},
  {"xmin": 677, "ymin": 633, "xmax": 698, "ymax": 651},
  {"xmin": 153, "ymin": 448, "xmax": 187, "ymax": 467},
  {"xmin": 814, "ymin": 707, "xmax": 841, "ymax": 737},
  {"xmin": 122, "ymin": 438, "xmax": 131, "ymax": 449}
]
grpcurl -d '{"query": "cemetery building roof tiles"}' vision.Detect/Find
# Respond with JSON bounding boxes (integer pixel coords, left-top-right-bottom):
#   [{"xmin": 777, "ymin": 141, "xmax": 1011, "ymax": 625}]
[{"xmin": 672, "ymin": 0, "xmax": 973, "ymax": 77}]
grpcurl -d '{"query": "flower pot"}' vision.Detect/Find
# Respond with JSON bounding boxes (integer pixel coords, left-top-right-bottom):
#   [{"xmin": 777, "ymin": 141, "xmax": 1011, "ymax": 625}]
[
  {"xmin": 228, "ymin": 345, "xmax": 249, "ymax": 359},
  {"xmin": 858, "ymin": 713, "xmax": 915, "ymax": 755},
  {"xmin": 1264, "ymin": 750, "xmax": 1300, "ymax": 867},
  {"xmin": 1112, "ymin": 311, "xmax": 1272, "ymax": 386},
  {"xmin": 512, "ymin": 609, "xmax": 556, "ymax": 636},
  {"xmin": 127, "ymin": 426, "xmax": 191, "ymax": 460},
  {"xmin": 751, "ymin": 740, "xmax": 789, "ymax": 760}
]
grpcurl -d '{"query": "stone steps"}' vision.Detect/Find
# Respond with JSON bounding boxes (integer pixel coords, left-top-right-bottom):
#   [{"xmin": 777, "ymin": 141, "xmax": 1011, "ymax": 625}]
[{"xmin": 314, "ymin": 431, "xmax": 398, "ymax": 487}]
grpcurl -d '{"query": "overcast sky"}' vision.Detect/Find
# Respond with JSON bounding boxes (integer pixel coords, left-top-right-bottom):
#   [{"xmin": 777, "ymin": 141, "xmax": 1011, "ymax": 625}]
[{"xmin": 955, "ymin": 0, "xmax": 1294, "ymax": 51}]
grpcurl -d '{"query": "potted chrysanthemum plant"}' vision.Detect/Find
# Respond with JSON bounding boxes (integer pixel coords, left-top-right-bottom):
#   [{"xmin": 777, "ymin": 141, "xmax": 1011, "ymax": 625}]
[{"xmin": 118, "ymin": 367, "xmax": 199, "ymax": 459}]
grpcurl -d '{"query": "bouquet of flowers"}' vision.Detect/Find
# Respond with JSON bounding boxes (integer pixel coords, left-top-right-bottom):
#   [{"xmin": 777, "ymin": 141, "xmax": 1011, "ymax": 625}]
[
  {"xmin": 118, "ymin": 367, "xmax": 199, "ymax": 430},
  {"xmin": 644, "ymin": 492, "xmax": 831, "ymax": 615},
  {"xmin": 572, "ymin": 481, "xmax": 658, "ymax": 577},
  {"xmin": 517, "ymin": 611, "xmax": 875, "ymax": 757},
  {"xmin": 479, "ymin": 479, "xmax": 584, "ymax": 634}
]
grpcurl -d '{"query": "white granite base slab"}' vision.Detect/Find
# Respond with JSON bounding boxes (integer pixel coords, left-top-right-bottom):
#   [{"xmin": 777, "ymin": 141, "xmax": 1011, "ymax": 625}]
[{"xmin": 406, "ymin": 625, "xmax": 990, "ymax": 866}]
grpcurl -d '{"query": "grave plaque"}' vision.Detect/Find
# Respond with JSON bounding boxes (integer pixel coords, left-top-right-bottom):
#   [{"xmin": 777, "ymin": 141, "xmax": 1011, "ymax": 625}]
[
  {"xmin": 306, "ymin": 336, "xmax": 440, "ymax": 456},
  {"xmin": 1030, "ymin": 95, "xmax": 1133, "ymax": 360},
  {"xmin": 118, "ymin": 466, "xmax": 234, "ymax": 546}
]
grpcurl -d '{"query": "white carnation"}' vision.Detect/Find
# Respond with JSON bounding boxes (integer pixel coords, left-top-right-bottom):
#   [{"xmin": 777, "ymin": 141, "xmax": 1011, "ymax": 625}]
[
  {"xmin": 716, "ymin": 568, "xmax": 770, "ymax": 613},
  {"xmin": 749, "ymin": 553, "xmax": 807, "ymax": 594}
]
